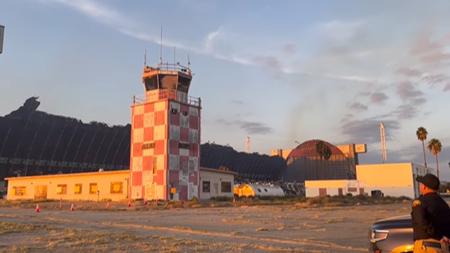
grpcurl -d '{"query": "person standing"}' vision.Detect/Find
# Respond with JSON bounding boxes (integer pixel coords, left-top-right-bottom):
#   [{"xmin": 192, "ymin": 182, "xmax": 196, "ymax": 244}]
[{"xmin": 412, "ymin": 173, "xmax": 450, "ymax": 253}]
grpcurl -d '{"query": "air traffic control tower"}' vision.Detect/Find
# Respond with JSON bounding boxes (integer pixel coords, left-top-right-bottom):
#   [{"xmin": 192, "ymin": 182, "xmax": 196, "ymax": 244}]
[{"xmin": 130, "ymin": 63, "xmax": 201, "ymax": 201}]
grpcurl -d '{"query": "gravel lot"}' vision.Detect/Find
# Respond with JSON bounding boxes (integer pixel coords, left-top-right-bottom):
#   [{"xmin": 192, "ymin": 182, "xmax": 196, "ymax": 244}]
[{"xmin": 0, "ymin": 202, "xmax": 412, "ymax": 252}]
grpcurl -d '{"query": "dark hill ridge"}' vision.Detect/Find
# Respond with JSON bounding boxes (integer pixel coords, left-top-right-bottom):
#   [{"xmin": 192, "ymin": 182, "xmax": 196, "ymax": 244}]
[{"xmin": 0, "ymin": 98, "xmax": 285, "ymax": 181}]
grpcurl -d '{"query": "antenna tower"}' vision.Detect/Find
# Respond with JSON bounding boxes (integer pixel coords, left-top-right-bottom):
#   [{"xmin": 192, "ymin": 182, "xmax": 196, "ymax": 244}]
[{"xmin": 379, "ymin": 122, "xmax": 387, "ymax": 162}]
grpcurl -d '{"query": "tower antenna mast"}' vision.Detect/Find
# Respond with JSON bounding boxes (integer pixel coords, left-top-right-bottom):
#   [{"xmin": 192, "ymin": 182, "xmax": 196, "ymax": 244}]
[
  {"xmin": 160, "ymin": 25, "xmax": 163, "ymax": 64},
  {"xmin": 379, "ymin": 122, "xmax": 387, "ymax": 162},
  {"xmin": 144, "ymin": 48, "xmax": 147, "ymax": 66}
]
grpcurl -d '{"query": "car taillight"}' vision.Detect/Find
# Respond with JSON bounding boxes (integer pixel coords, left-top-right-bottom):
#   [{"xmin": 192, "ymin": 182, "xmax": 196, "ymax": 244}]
[{"xmin": 370, "ymin": 229, "xmax": 389, "ymax": 243}]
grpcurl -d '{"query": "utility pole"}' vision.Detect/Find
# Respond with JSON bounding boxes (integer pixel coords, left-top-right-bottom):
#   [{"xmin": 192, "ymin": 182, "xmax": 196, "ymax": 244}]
[{"xmin": 0, "ymin": 25, "xmax": 4, "ymax": 54}]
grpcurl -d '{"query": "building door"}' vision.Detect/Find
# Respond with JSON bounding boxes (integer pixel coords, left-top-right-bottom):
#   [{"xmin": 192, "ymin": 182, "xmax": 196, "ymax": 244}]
[
  {"xmin": 34, "ymin": 185, "xmax": 47, "ymax": 200},
  {"xmin": 319, "ymin": 188, "xmax": 327, "ymax": 197},
  {"xmin": 359, "ymin": 188, "xmax": 365, "ymax": 195},
  {"xmin": 213, "ymin": 183, "xmax": 219, "ymax": 197}
]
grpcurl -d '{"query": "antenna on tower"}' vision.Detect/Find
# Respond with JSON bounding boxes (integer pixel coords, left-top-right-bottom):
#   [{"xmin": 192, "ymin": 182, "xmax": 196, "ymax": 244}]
[
  {"xmin": 173, "ymin": 47, "xmax": 176, "ymax": 65},
  {"xmin": 144, "ymin": 48, "xmax": 147, "ymax": 66},
  {"xmin": 245, "ymin": 136, "xmax": 251, "ymax": 153},
  {"xmin": 379, "ymin": 122, "xmax": 387, "ymax": 162},
  {"xmin": 160, "ymin": 25, "xmax": 163, "ymax": 64}
]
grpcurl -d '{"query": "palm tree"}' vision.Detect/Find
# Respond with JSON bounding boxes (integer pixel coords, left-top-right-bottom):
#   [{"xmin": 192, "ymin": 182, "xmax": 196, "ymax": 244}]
[
  {"xmin": 416, "ymin": 127, "xmax": 428, "ymax": 168},
  {"xmin": 316, "ymin": 141, "xmax": 332, "ymax": 160},
  {"xmin": 427, "ymin": 138, "xmax": 442, "ymax": 179}
]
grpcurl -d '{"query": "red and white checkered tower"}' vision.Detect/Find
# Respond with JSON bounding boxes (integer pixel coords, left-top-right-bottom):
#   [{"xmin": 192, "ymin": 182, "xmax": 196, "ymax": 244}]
[{"xmin": 130, "ymin": 62, "xmax": 201, "ymax": 201}]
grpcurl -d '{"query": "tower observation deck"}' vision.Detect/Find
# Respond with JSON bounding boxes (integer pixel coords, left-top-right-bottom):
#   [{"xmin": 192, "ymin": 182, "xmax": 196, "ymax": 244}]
[{"xmin": 138, "ymin": 63, "xmax": 200, "ymax": 107}]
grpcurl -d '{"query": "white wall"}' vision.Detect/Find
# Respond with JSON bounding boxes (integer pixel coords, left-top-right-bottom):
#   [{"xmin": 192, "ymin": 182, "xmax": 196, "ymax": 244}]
[{"xmin": 199, "ymin": 170, "xmax": 234, "ymax": 200}]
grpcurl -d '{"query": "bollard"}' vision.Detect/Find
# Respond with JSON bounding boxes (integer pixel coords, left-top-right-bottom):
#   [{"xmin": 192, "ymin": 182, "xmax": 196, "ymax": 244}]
[{"xmin": 70, "ymin": 203, "xmax": 75, "ymax": 211}]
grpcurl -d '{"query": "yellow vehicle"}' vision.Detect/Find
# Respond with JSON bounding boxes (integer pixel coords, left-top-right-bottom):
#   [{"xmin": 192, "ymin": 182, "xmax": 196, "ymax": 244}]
[{"xmin": 234, "ymin": 183, "xmax": 284, "ymax": 198}]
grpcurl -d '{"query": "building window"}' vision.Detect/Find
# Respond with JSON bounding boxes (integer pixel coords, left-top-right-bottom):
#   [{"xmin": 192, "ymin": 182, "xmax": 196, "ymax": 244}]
[
  {"xmin": 89, "ymin": 183, "xmax": 98, "ymax": 194},
  {"xmin": 13, "ymin": 186, "xmax": 26, "ymax": 196},
  {"xmin": 56, "ymin": 184, "xmax": 67, "ymax": 195},
  {"xmin": 171, "ymin": 108, "xmax": 178, "ymax": 114},
  {"xmin": 202, "ymin": 181, "xmax": 210, "ymax": 193},
  {"xmin": 110, "ymin": 182, "xmax": 123, "ymax": 194},
  {"xmin": 348, "ymin": 187, "xmax": 357, "ymax": 192},
  {"xmin": 221, "ymin": 182, "xmax": 232, "ymax": 193},
  {"xmin": 74, "ymin": 184, "xmax": 82, "ymax": 194}
]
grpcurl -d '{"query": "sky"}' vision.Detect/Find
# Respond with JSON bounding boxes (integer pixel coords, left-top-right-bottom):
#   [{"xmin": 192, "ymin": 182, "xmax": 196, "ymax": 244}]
[{"xmin": 1, "ymin": 0, "xmax": 450, "ymax": 180}]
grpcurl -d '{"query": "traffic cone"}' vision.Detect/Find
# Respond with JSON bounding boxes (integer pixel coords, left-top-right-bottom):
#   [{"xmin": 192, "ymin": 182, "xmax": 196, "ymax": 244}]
[
  {"xmin": 70, "ymin": 203, "xmax": 75, "ymax": 211},
  {"xmin": 35, "ymin": 204, "xmax": 40, "ymax": 213}
]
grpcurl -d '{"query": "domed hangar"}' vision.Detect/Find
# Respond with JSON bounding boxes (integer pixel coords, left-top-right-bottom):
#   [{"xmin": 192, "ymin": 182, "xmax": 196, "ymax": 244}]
[{"xmin": 282, "ymin": 140, "xmax": 356, "ymax": 182}]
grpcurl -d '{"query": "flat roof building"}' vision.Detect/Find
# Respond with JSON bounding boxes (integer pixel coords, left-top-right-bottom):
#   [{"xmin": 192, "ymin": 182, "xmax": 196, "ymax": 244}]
[{"xmin": 305, "ymin": 162, "xmax": 434, "ymax": 199}]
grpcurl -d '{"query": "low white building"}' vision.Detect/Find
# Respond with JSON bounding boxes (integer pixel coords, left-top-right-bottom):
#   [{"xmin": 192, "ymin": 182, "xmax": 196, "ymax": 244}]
[
  {"xmin": 305, "ymin": 163, "xmax": 433, "ymax": 199},
  {"xmin": 199, "ymin": 167, "xmax": 237, "ymax": 200}
]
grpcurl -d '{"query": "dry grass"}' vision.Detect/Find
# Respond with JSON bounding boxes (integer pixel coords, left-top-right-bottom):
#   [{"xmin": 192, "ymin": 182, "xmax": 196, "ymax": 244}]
[
  {"xmin": 0, "ymin": 195, "xmax": 410, "ymax": 213},
  {"xmin": 0, "ymin": 222, "xmax": 46, "ymax": 235},
  {"xmin": 0, "ymin": 223, "xmax": 244, "ymax": 253}
]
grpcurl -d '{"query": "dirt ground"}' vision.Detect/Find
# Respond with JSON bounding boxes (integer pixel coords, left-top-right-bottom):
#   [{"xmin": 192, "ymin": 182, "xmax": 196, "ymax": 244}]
[{"xmin": 0, "ymin": 201, "xmax": 413, "ymax": 253}]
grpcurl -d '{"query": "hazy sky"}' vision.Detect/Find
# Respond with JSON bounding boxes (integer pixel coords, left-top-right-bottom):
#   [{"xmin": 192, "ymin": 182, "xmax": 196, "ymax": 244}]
[{"xmin": 1, "ymin": 1, "xmax": 450, "ymax": 179}]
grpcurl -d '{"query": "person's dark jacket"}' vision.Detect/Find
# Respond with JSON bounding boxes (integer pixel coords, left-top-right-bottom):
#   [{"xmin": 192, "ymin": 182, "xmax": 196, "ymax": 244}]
[{"xmin": 411, "ymin": 192, "xmax": 450, "ymax": 240}]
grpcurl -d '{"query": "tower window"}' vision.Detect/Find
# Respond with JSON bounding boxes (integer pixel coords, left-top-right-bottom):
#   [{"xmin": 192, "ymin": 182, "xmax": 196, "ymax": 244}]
[
  {"xmin": 142, "ymin": 142, "xmax": 155, "ymax": 150},
  {"xmin": 153, "ymin": 157, "xmax": 157, "ymax": 174},
  {"xmin": 179, "ymin": 143, "xmax": 190, "ymax": 149}
]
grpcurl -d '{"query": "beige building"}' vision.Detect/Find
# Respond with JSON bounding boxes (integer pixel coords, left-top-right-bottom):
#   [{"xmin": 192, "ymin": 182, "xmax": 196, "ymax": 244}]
[
  {"xmin": 199, "ymin": 167, "xmax": 236, "ymax": 200},
  {"xmin": 6, "ymin": 168, "xmax": 236, "ymax": 201},
  {"xmin": 305, "ymin": 163, "xmax": 433, "ymax": 199},
  {"xmin": 305, "ymin": 179, "xmax": 362, "ymax": 197},
  {"xmin": 6, "ymin": 170, "xmax": 130, "ymax": 201}
]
